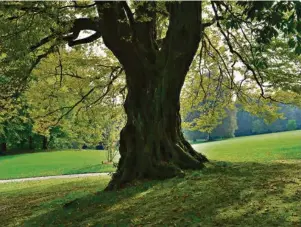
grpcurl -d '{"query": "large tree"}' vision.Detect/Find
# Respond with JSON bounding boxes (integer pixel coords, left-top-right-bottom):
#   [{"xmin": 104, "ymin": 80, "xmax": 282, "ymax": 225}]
[{"xmin": 0, "ymin": 1, "xmax": 300, "ymax": 190}]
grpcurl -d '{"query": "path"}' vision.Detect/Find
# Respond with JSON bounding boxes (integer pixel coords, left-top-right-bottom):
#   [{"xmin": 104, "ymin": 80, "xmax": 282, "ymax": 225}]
[{"xmin": 0, "ymin": 172, "xmax": 112, "ymax": 184}]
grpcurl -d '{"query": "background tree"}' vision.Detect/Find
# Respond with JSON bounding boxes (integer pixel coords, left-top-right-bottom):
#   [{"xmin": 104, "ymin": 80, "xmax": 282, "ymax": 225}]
[
  {"xmin": 25, "ymin": 48, "xmax": 126, "ymax": 153},
  {"xmin": 210, "ymin": 108, "xmax": 237, "ymax": 140},
  {"xmin": 287, "ymin": 119, "xmax": 297, "ymax": 131}
]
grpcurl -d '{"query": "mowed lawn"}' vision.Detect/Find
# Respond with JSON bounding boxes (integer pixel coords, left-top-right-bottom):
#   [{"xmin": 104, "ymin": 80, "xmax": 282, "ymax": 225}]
[
  {"xmin": 1, "ymin": 131, "xmax": 301, "ymax": 226},
  {"xmin": 0, "ymin": 150, "xmax": 115, "ymax": 180},
  {"xmin": 194, "ymin": 130, "xmax": 301, "ymax": 162},
  {"xmin": 1, "ymin": 131, "xmax": 300, "ymax": 180}
]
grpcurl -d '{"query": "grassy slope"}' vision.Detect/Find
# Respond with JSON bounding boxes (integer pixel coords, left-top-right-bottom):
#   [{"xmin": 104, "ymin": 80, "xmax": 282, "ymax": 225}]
[
  {"xmin": 1, "ymin": 131, "xmax": 301, "ymax": 226},
  {"xmin": 194, "ymin": 130, "xmax": 301, "ymax": 162},
  {"xmin": 0, "ymin": 150, "xmax": 115, "ymax": 179},
  {"xmin": 0, "ymin": 177, "xmax": 110, "ymax": 227}
]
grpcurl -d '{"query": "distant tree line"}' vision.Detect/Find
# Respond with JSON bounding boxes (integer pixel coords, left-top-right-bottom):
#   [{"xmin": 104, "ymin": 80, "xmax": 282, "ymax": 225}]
[
  {"xmin": 0, "ymin": 121, "xmax": 117, "ymax": 155},
  {"xmin": 0, "ymin": 120, "xmax": 79, "ymax": 155},
  {"xmin": 2, "ymin": 103, "xmax": 300, "ymax": 154},
  {"xmin": 184, "ymin": 104, "xmax": 301, "ymax": 142},
  {"xmin": 0, "ymin": 108, "xmax": 122, "ymax": 157}
]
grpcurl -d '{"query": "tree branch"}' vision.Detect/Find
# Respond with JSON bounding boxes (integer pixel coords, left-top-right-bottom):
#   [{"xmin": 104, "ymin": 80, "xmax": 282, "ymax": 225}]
[
  {"xmin": 94, "ymin": 2, "xmax": 136, "ymax": 67},
  {"xmin": 161, "ymin": 2, "xmax": 202, "ymax": 89},
  {"xmin": 63, "ymin": 17, "xmax": 101, "ymax": 47},
  {"xmin": 59, "ymin": 3, "xmax": 96, "ymax": 10},
  {"xmin": 211, "ymin": 2, "xmax": 265, "ymax": 97},
  {"xmin": 30, "ymin": 34, "xmax": 56, "ymax": 51},
  {"xmin": 201, "ymin": 16, "xmax": 223, "ymax": 29}
]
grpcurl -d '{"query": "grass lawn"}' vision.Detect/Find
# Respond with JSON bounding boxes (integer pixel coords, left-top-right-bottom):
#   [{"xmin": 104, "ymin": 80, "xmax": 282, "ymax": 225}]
[
  {"xmin": 1, "ymin": 131, "xmax": 301, "ymax": 226},
  {"xmin": 0, "ymin": 150, "xmax": 115, "ymax": 180},
  {"xmin": 193, "ymin": 130, "xmax": 301, "ymax": 162},
  {"xmin": 0, "ymin": 176, "xmax": 110, "ymax": 227}
]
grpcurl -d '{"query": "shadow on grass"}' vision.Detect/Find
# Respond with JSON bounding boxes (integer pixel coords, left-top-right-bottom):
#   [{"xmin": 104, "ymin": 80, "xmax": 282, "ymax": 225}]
[
  {"xmin": 22, "ymin": 161, "xmax": 301, "ymax": 226},
  {"xmin": 23, "ymin": 181, "xmax": 156, "ymax": 226}
]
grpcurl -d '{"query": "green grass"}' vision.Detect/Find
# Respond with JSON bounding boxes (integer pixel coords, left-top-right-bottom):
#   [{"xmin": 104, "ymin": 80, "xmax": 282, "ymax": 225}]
[
  {"xmin": 0, "ymin": 176, "xmax": 110, "ymax": 227},
  {"xmin": 193, "ymin": 130, "xmax": 301, "ymax": 162},
  {"xmin": 0, "ymin": 150, "xmax": 115, "ymax": 179},
  {"xmin": 1, "ymin": 162, "xmax": 300, "ymax": 226},
  {"xmin": 1, "ymin": 131, "xmax": 301, "ymax": 226}
]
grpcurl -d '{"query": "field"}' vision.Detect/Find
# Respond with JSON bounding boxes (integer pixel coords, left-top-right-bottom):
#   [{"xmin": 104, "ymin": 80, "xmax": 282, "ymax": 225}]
[
  {"xmin": 194, "ymin": 130, "xmax": 301, "ymax": 162},
  {"xmin": 1, "ymin": 131, "xmax": 301, "ymax": 226},
  {"xmin": 0, "ymin": 150, "xmax": 115, "ymax": 179}
]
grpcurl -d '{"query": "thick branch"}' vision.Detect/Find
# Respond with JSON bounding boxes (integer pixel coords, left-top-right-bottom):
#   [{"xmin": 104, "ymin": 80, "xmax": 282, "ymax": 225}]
[
  {"xmin": 68, "ymin": 32, "xmax": 102, "ymax": 46},
  {"xmin": 160, "ymin": 2, "xmax": 202, "ymax": 93},
  {"xmin": 201, "ymin": 16, "xmax": 223, "ymax": 29},
  {"xmin": 94, "ymin": 2, "xmax": 136, "ymax": 67},
  {"xmin": 63, "ymin": 17, "xmax": 101, "ymax": 47},
  {"xmin": 59, "ymin": 3, "xmax": 96, "ymax": 10}
]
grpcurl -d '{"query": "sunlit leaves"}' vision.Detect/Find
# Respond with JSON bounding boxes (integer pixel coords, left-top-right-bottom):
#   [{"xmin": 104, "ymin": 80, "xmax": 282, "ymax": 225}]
[{"xmin": 25, "ymin": 47, "xmax": 125, "ymax": 146}]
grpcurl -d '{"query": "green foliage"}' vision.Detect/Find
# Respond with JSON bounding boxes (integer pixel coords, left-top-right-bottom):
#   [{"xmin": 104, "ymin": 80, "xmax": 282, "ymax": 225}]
[
  {"xmin": 252, "ymin": 119, "xmax": 266, "ymax": 134},
  {"xmin": 236, "ymin": 104, "xmax": 301, "ymax": 137},
  {"xmin": 181, "ymin": 38, "xmax": 236, "ymax": 134},
  {"xmin": 236, "ymin": 1, "xmax": 301, "ymax": 54},
  {"xmin": 23, "ymin": 48, "xmax": 125, "ymax": 153},
  {"xmin": 210, "ymin": 107, "xmax": 238, "ymax": 140},
  {"xmin": 180, "ymin": 21, "xmax": 296, "ymax": 138},
  {"xmin": 183, "ymin": 130, "xmax": 207, "ymax": 142},
  {"xmin": 287, "ymin": 119, "xmax": 297, "ymax": 131}
]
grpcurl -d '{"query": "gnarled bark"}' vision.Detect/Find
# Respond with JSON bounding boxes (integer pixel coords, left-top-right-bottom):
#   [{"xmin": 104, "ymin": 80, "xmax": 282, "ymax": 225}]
[{"xmin": 106, "ymin": 71, "xmax": 208, "ymax": 190}]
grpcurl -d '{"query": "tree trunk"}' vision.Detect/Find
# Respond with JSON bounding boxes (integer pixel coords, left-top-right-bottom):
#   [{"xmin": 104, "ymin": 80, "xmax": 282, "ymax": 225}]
[
  {"xmin": 208, "ymin": 133, "xmax": 213, "ymax": 141},
  {"xmin": 93, "ymin": 2, "xmax": 208, "ymax": 190},
  {"xmin": 29, "ymin": 136, "xmax": 34, "ymax": 150},
  {"xmin": 106, "ymin": 69, "xmax": 208, "ymax": 190},
  {"xmin": 1, "ymin": 142, "xmax": 6, "ymax": 154},
  {"xmin": 42, "ymin": 136, "xmax": 48, "ymax": 150}
]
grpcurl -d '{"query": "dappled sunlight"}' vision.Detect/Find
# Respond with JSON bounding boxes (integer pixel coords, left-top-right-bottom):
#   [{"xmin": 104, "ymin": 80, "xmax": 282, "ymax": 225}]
[
  {"xmin": 1, "ymin": 161, "xmax": 296, "ymax": 226},
  {"xmin": 214, "ymin": 166, "xmax": 301, "ymax": 225}
]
